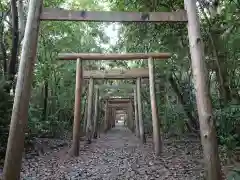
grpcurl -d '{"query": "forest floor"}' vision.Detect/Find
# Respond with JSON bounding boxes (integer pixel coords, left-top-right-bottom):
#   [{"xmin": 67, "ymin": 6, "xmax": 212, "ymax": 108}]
[{"xmin": 16, "ymin": 125, "xmax": 207, "ymax": 180}]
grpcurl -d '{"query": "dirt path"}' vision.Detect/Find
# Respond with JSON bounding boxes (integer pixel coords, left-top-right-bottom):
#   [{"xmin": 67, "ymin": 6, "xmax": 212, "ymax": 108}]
[{"xmin": 20, "ymin": 125, "xmax": 204, "ymax": 180}]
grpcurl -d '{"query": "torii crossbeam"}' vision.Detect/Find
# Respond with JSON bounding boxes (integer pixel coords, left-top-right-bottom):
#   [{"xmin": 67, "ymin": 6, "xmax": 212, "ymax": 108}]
[
  {"xmin": 83, "ymin": 68, "xmax": 149, "ymax": 79},
  {"xmin": 58, "ymin": 52, "xmax": 171, "ymax": 60}
]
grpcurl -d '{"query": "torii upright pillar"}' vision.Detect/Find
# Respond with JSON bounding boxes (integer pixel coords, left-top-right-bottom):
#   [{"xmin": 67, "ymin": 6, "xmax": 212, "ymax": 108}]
[
  {"xmin": 112, "ymin": 108, "xmax": 116, "ymax": 127},
  {"xmin": 108, "ymin": 107, "xmax": 112, "ymax": 129},
  {"xmin": 134, "ymin": 87, "xmax": 140, "ymax": 137},
  {"xmin": 86, "ymin": 78, "xmax": 94, "ymax": 144},
  {"xmin": 71, "ymin": 58, "xmax": 83, "ymax": 156},
  {"xmin": 93, "ymin": 88, "xmax": 99, "ymax": 139},
  {"xmin": 136, "ymin": 78, "xmax": 146, "ymax": 143},
  {"xmin": 128, "ymin": 100, "xmax": 134, "ymax": 132},
  {"xmin": 104, "ymin": 100, "xmax": 109, "ymax": 132},
  {"xmin": 148, "ymin": 57, "xmax": 162, "ymax": 155}
]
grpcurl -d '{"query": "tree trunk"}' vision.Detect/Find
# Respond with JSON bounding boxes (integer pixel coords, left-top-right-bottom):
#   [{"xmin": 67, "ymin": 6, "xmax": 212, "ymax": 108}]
[
  {"xmin": 215, "ymin": 67, "xmax": 231, "ymax": 105},
  {"xmin": 42, "ymin": 79, "xmax": 48, "ymax": 121},
  {"xmin": 18, "ymin": 0, "xmax": 25, "ymax": 41},
  {"xmin": 70, "ymin": 59, "xmax": 83, "ymax": 156},
  {"xmin": 3, "ymin": 0, "xmax": 43, "ymax": 179},
  {"xmin": 93, "ymin": 88, "xmax": 99, "ymax": 139},
  {"xmin": 148, "ymin": 57, "xmax": 162, "ymax": 155},
  {"xmin": 136, "ymin": 78, "xmax": 146, "ymax": 143},
  {"xmin": 0, "ymin": 20, "xmax": 7, "ymax": 74},
  {"xmin": 184, "ymin": 1, "xmax": 222, "ymax": 179},
  {"xmin": 8, "ymin": 0, "xmax": 19, "ymax": 91}
]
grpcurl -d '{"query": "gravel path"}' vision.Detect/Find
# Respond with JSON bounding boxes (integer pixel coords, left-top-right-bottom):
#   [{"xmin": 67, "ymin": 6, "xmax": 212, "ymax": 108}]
[{"xmin": 20, "ymin": 125, "xmax": 204, "ymax": 180}]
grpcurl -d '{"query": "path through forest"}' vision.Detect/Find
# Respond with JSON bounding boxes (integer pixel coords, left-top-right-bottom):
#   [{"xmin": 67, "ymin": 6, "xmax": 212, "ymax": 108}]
[{"xmin": 20, "ymin": 125, "xmax": 204, "ymax": 180}]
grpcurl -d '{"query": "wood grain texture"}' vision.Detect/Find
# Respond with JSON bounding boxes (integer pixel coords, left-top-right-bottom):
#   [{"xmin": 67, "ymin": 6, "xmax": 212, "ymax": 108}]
[
  {"xmin": 137, "ymin": 78, "xmax": 146, "ymax": 143},
  {"xmin": 71, "ymin": 59, "xmax": 83, "ymax": 156},
  {"xmin": 41, "ymin": 8, "xmax": 187, "ymax": 22},
  {"xmin": 58, "ymin": 52, "xmax": 171, "ymax": 60},
  {"xmin": 83, "ymin": 68, "xmax": 149, "ymax": 79},
  {"xmin": 148, "ymin": 57, "xmax": 162, "ymax": 155}
]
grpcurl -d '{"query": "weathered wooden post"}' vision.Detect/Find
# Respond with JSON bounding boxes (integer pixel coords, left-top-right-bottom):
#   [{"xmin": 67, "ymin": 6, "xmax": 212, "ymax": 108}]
[
  {"xmin": 126, "ymin": 108, "xmax": 129, "ymax": 129},
  {"xmin": 3, "ymin": 0, "xmax": 43, "ymax": 179},
  {"xmin": 71, "ymin": 58, "xmax": 83, "ymax": 156},
  {"xmin": 113, "ymin": 108, "xmax": 116, "ymax": 127},
  {"xmin": 184, "ymin": 0, "xmax": 222, "ymax": 179},
  {"xmin": 104, "ymin": 100, "xmax": 109, "ymax": 132},
  {"xmin": 148, "ymin": 57, "xmax": 162, "ymax": 155},
  {"xmin": 128, "ymin": 101, "xmax": 134, "ymax": 132},
  {"xmin": 108, "ymin": 107, "xmax": 111, "ymax": 129},
  {"xmin": 108, "ymin": 107, "xmax": 113, "ymax": 129},
  {"xmin": 136, "ymin": 78, "xmax": 146, "ymax": 143},
  {"xmin": 93, "ymin": 88, "xmax": 99, "ymax": 139},
  {"xmin": 83, "ymin": 100, "xmax": 88, "ymax": 135},
  {"xmin": 86, "ymin": 78, "xmax": 94, "ymax": 144},
  {"xmin": 134, "ymin": 87, "xmax": 140, "ymax": 137}
]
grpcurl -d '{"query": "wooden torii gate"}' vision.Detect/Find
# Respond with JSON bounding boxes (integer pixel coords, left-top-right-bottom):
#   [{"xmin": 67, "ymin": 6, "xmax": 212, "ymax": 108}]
[
  {"xmin": 103, "ymin": 98, "xmax": 134, "ymax": 132},
  {"xmin": 99, "ymin": 84, "xmax": 143, "ymax": 139},
  {"xmin": 3, "ymin": 1, "xmax": 221, "ymax": 179},
  {"xmin": 83, "ymin": 67, "xmax": 160, "ymax": 148}
]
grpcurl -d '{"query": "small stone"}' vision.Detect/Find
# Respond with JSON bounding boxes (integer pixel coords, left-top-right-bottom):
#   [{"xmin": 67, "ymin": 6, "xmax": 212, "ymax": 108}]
[{"xmin": 148, "ymin": 161, "xmax": 154, "ymax": 166}]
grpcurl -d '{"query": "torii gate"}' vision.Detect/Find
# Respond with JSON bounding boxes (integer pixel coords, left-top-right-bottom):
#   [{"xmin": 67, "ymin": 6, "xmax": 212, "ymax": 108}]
[
  {"xmin": 82, "ymin": 67, "xmax": 160, "ymax": 150},
  {"xmin": 104, "ymin": 98, "xmax": 134, "ymax": 132},
  {"xmin": 2, "ymin": 1, "xmax": 222, "ymax": 180}
]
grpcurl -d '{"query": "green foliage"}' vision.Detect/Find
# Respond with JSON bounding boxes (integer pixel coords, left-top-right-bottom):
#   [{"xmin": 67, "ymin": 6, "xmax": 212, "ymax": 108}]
[
  {"xmin": 215, "ymin": 104, "xmax": 240, "ymax": 150},
  {"xmin": 227, "ymin": 168, "xmax": 240, "ymax": 180},
  {"xmin": 0, "ymin": 80, "xmax": 13, "ymax": 157}
]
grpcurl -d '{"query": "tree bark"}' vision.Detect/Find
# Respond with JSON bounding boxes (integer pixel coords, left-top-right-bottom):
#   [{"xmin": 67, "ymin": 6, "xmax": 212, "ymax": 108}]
[
  {"xmin": 148, "ymin": 57, "xmax": 162, "ymax": 155},
  {"xmin": 93, "ymin": 88, "xmax": 99, "ymax": 139},
  {"xmin": 86, "ymin": 78, "xmax": 94, "ymax": 144},
  {"xmin": 70, "ymin": 58, "xmax": 83, "ymax": 156},
  {"xmin": 18, "ymin": 0, "xmax": 25, "ymax": 41},
  {"xmin": 136, "ymin": 78, "xmax": 146, "ymax": 143},
  {"xmin": 42, "ymin": 79, "xmax": 48, "ymax": 121},
  {"xmin": 3, "ymin": 0, "xmax": 43, "ymax": 179},
  {"xmin": 184, "ymin": 0, "xmax": 222, "ymax": 179},
  {"xmin": 0, "ymin": 17, "xmax": 7, "ymax": 74},
  {"xmin": 8, "ymin": 0, "xmax": 19, "ymax": 90}
]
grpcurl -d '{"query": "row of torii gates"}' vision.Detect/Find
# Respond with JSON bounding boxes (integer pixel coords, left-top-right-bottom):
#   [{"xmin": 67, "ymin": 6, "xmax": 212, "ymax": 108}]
[
  {"xmin": 78, "ymin": 68, "xmax": 159, "ymax": 149},
  {"xmin": 2, "ymin": 0, "xmax": 222, "ymax": 180}
]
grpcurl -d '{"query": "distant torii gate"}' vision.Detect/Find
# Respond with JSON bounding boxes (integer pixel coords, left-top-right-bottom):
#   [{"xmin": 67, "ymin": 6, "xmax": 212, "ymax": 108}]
[
  {"xmin": 82, "ymin": 67, "xmax": 160, "ymax": 151},
  {"xmin": 3, "ymin": 1, "xmax": 221, "ymax": 180},
  {"xmin": 104, "ymin": 98, "xmax": 134, "ymax": 132}
]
